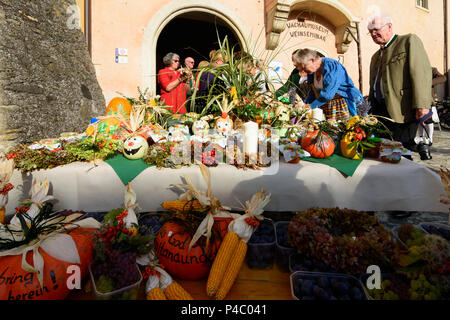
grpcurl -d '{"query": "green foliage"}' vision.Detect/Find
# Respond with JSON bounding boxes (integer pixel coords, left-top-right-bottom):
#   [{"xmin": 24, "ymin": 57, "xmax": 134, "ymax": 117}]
[
  {"xmin": 9, "ymin": 143, "xmax": 77, "ymax": 172},
  {"xmin": 65, "ymin": 135, "xmax": 119, "ymax": 161},
  {"xmin": 94, "ymin": 208, "xmax": 154, "ymax": 261},
  {"xmin": 143, "ymin": 141, "xmax": 187, "ymax": 169}
]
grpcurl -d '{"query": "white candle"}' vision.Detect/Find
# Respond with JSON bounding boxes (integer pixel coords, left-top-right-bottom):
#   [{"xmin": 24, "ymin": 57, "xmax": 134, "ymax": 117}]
[
  {"xmin": 244, "ymin": 121, "xmax": 258, "ymax": 155},
  {"xmin": 312, "ymin": 108, "xmax": 325, "ymax": 122}
]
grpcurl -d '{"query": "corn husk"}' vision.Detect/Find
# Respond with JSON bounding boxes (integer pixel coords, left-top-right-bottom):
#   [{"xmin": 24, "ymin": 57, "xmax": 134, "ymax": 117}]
[
  {"xmin": 170, "ymin": 162, "xmax": 239, "ymax": 252},
  {"xmin": 0, "ymin": 158, "xmax": 14, "ymax": 214},
  {"xmin": 0, "ymin": 158, "xmax": 14, "ymax": 191},
  {"xmin": 228, "ymin": 189, "xmax": 271, "ymax": 243},
  {"xmin": 9, "ymin": 178, "xmax": 55, "ymax": 227},
  {"xmin": 123, "ymin": 183, "xmax": 140, "ymax": 232}
]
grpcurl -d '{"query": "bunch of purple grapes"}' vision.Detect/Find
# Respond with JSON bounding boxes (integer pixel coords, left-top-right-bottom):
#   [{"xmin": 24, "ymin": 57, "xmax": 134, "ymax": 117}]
[
  {"xmin": 92, "ymin": 250, "xmax": 139, "ymax": 290},
  {"xmin": 107, "ymin": 250, "xmax": 139, "ymax": 290}
]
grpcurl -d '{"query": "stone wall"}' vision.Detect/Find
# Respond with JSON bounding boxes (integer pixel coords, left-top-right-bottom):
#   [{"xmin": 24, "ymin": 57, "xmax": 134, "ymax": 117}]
[{"xmin": 0, "ymin": 0, "xmax": 105, "ymax": 155}]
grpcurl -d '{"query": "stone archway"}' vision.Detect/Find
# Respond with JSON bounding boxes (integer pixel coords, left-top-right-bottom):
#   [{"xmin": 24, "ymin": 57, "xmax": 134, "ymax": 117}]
[
  {"xmin": 265, "ymin": 0, "xmax": 360, "ymax": 53},
  {"xmin": 142, "ymin": 0, "xmax": 251, "ymax": 94}
]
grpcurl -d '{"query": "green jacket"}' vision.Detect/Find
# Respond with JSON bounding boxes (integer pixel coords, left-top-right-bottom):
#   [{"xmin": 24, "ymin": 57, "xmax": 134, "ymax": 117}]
[
  {"xmin": 275, "ymin": 69, "xmax": 303, "ymax": 98},
  {"xmin": 369, "ymin": 34, "xmax": 432, "ymax": 123}
]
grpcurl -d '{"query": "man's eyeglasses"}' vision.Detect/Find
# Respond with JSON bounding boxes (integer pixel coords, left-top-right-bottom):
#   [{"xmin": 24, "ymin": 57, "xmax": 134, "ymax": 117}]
[
  {"xmin": 173, "ymin": 60, "xmax": 180, "ymax": 62},
  {"xmin": 367, "ymin": 23, "xmax": 389, "ymax": 35}
]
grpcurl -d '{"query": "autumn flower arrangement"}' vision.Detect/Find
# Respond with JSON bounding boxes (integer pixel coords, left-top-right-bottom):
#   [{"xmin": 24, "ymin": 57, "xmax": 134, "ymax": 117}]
[{"xmin": 338, "ymin": 115, "xmax": 389, "ymax": 160}]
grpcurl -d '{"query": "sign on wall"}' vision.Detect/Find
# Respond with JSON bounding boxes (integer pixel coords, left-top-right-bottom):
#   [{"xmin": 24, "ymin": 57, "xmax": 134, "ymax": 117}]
[
  {"xmin": 286, "ymin": 20, "xmax": 330, "ymax": 42},
  {"xmin": 115, "ymin": 48, "xmax": 128, "ymax": 64}
]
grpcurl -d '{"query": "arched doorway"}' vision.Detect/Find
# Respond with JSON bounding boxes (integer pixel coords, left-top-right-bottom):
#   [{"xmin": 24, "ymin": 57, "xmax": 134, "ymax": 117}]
[
  {"xmin": 142, "ymin": 0, "xmax": 251, "ymax": 95},
  {"xmin": 156, "ymin": 13, "xmax": 241, "ymax": 95}
]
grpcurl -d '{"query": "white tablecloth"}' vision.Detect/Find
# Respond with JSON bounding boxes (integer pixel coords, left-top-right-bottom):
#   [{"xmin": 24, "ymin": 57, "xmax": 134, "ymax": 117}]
[{"xmin": 5, "ymin": 158, "xmax": 448, "ymax": 215}]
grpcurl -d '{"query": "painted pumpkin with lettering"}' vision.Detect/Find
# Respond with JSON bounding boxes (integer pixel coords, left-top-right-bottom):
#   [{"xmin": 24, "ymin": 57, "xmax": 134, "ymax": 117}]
[
  {"xmin": 154, "ymin": 219, "xmax": 231, "ymax": 280},
  {"xmin": 301, "ymin": 130, "xmax": 335, "ymax": 159},
  {"xmin": 0, "ymin": 228, "xmax": 96, "ymax": 300},
  {"xmin": 105, "ymin": 97, "xmax": 133, "ymax": 120}
]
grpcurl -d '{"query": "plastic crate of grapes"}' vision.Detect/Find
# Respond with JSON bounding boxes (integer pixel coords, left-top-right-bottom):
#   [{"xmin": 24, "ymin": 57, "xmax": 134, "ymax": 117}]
[
  {"xmin": 290, "ymin": 271, "xmax": 369, "ymax": 300},
  {"xmin": 246, "ymin": 218, "xmax": 276, "ymax": 269},
  {"xmin": 89, "ymin": 263, "xmax": 143, "ymax": 300},
  {"xmin": 274, "ymin": 221, "xmax": 296, "ymax": 272},
  {"xmin": 419, "ymin": 222, "xmax": 450, "ymax": 241}
]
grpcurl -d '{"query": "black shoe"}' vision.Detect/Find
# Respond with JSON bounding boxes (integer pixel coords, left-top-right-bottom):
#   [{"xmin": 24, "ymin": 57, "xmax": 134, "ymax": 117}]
[
  {"xmin": 388, "ymin": 211, "xmax": 412, "ymax": 218},
  {"xmin": 418, "ymin": 143, "xmax": 432, "ymax": 160}
]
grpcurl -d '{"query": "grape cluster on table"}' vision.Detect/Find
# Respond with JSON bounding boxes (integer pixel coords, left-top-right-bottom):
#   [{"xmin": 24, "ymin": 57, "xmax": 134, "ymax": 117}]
[
  {"xmin": 293, "ymin": 275, "xmax": 366, "ymax": 300},
  {"xmin": 91, "ymin": 249, "xmax": 140, "ymax": 297},
  {"xmin": 247, "ymin": 220, "xmax": 276, "ymax": 269},
  {"xmin": 421, "ymin": 224, "xmax": 450, "ymax": 241}
]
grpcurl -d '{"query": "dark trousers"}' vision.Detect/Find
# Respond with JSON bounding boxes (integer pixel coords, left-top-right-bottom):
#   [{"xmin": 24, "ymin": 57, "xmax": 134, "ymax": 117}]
[{"xmin": 371, "ymin": 98, "xmax": 419, "ymax": 151}]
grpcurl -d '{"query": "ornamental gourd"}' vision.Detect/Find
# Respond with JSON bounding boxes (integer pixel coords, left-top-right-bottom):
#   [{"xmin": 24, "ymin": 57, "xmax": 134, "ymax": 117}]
[
  {"xmin": 154, "ymin": 219, "xmax": 231, "ymax": 280},
  {"xmin": 301, "ymin": 130, "xmax": 335, "ymax": 159},
  {"xmin": 106, "ymin": 97, "xmax": 133, "ymax": 120},
  {"xmin": 215, "ymin": 95, "xmax": 234, "ymax": 136},
  {"xmin": 340, "ymin": 132, "xmax": 361, "ymax": 160},
  {"xmin": 86, "ymin": 117, "xmax": 122, "ymax": 137},
  {"xmin": 123, "ymin": 135, "xmax": 149, "ymax": 159}
]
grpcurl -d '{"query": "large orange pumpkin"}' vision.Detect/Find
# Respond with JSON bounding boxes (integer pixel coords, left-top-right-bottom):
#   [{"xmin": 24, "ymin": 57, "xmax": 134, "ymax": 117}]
[
  {"xmin": 301, "ymin": 130, "xmax": 335, "ymax": 159},
  {"xmin": 105, "ymin": 97, "xmax": 132, "ymax": 120},
  {"xmin": 0, "ymin": 228, "xmax": 96, "ymax": 300},
  {"xmin": 154, "ymin": 218, "xmax": 231, "ymax": 280}
]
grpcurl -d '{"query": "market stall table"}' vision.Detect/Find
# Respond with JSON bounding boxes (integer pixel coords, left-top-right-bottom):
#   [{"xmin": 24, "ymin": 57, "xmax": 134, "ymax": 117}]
[
  {"xmin": 5, "ymin": 158, "xmax": 447, "ymax": 214},
  {"xmin": 67, "ymin": 263, "xmax": 293, "ymax": 300}
]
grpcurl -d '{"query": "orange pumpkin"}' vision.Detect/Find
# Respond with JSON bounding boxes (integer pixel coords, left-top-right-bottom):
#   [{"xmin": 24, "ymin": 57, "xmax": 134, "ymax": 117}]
[
  {"xmin": 0, "ymin": 228, "xmax": 96, "ymax": 300},
  {"xmin": 154, "ymin": 218, "xmax": 231, "ymax": 280},
  {"xmin": 301, "ymin": 130, "xmax": 335, "ymax": 159},
  {"xmin": 105, "ymin": 97, "xmax": 132, "ymax": 120}
]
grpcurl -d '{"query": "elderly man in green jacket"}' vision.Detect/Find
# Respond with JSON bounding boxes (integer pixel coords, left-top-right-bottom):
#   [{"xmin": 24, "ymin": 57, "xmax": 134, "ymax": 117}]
[{"xmin": 367, "ymin": 13, "xmax": 432, "ymax": 156}]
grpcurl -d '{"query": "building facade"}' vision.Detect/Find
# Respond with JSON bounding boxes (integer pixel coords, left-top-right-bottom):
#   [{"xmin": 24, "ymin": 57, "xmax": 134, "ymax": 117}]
[{"xmin": 77, "ymin": 0, "xmax": 449, "ymax": 104}]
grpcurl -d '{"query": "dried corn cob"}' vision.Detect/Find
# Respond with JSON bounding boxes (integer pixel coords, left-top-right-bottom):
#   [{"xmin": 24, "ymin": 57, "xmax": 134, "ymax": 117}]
[
  {"xmin": 161, "ymin": 200, "xmax": 203, "ymax": 212},
  {"xmin": 215, "ymin": 240, "xmax": 247, "ymax": 300},
  {"xmin": 146, "ymin": 287, "xmax": 167, "ymax": 300},
  {"xmin": 206, "ymin": 231, "xmax": 239, "ymax": 296},
  {"xmin": 0, "ymin": 207, "xmax": 5, "ymax": 224},
  {"xmin": 165, "ymin": 281, "xmax": 194, "ymax": 300}
]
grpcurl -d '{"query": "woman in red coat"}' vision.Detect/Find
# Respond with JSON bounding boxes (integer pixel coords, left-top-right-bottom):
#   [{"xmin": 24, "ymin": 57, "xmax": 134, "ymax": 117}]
[{"xmin": 157, "ymin": 52, "xmax": 191, "ymax": 114}]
